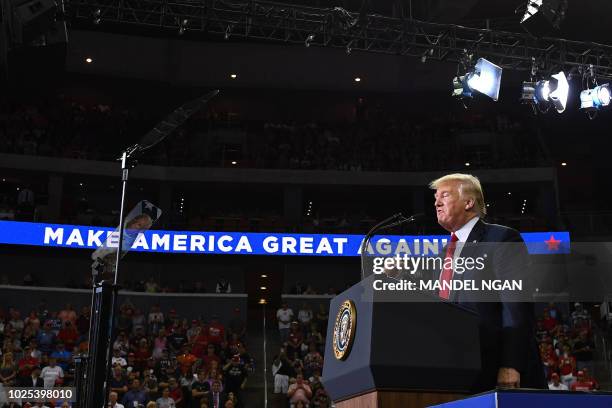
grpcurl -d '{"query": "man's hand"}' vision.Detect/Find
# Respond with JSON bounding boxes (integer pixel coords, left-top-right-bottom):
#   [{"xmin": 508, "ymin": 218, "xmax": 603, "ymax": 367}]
[{"xmin": 497, "ymin": 367, "xmax": 520, "ymax": 388}]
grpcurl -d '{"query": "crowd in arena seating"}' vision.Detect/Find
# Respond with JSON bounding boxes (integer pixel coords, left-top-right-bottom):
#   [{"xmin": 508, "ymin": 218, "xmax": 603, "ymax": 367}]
[
  {"xmin": 0, "ymin": 94, "xmax": 547, "ymax": 172},
  {"xmin": 0, "ymin": 300, "xmax": 251, "ymax": 408},
  {"xmin": 273, "ymin": 302, "xmax": 331, "ymax": 408},
  {"xmin": 537, "ymin": 303, "xmax": 599, "ymax": 391}
]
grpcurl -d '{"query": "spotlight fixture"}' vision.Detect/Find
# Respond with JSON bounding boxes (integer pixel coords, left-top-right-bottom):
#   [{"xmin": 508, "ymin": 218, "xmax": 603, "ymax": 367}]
[
  {"xmin": 561, "ymin": 162, "xmax": 567, "ymax": 166},
  {"xmin": 521, "ymin": 71, "xmax": 569, "ymax": 113},
  {"xmin": 354, "ymin": 77, "xmax": 361, "ymax": 82},
  {"xmin": 85, "ymin": 57, "xmax": 93, "ymax": 64},
  {"xmin": 452, "ymin": 57, "xmax": 502, "ymax": 101},
  {"xmin": 230, "ymin": 73, "xmax": 237, "ymax": 79},
  {"xmin": 520, "ymin": 0, "xmax": 567, "ymax": 37},
  {"xmin": 580, "ymin": 84, "xmax": 610, "ymax": 112}
]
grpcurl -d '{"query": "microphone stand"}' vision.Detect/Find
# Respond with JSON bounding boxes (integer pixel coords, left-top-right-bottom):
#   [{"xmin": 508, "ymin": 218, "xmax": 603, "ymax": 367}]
[{"xmin": 360, "ymin": 213, "xmax": 421, "ymax": 281}]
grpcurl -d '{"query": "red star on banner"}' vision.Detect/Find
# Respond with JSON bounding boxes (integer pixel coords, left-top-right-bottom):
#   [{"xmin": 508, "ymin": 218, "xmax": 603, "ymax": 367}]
[{"xmin": 545, "ymin": 235, "xmax": 561, "ymax": 251}]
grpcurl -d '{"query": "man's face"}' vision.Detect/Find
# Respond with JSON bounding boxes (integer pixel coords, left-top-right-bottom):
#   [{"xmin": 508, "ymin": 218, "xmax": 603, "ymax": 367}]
[
  {"xmin": 434, "ymin": 181, "xmax": 473, "ymax": 232},
  {"xmin": 212, "ymin": 382, "xmax": 220, "ymax": 393},
  {"xmin": 132, "ymin": 379, "xmax": 140, "ymax": 390}
]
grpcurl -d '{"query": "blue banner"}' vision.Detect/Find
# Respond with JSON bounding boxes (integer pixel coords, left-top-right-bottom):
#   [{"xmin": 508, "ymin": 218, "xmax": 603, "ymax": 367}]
[{"xmin": 0, "ymin": 221, "xmax": 570, "ymax": 256}]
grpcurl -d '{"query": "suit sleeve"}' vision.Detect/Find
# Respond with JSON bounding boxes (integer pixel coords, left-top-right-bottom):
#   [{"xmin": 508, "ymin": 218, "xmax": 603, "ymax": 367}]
[{"xmin": 494, "ymin": 228, "xmax": 533, "ymax": 372}]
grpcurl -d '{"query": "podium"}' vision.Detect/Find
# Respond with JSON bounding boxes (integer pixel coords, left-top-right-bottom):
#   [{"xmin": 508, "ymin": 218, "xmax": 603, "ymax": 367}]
[
  {"xmin": 322, "ymin": 276, "xmax": 482, "ymax": 407},
  {"xmin": 430, "ymin": 389, "xmax": 612, "ymax": 408}
]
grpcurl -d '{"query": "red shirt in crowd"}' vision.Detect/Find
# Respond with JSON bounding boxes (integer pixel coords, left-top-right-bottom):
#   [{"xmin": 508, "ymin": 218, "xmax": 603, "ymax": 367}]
[
  {"xmin": 542, "ymin": 316, "xmax": 557, "ymax": 332},
  {"xmin": 192, "ymin": 333, "xmax": 209, "ymax": 358},
  {"xmin": 559, "ymin": 355, "xmax": 576, "ymax": 376},
  {"xmin": 571, "ymin": 380, "xmax": 594, "ymax": 391},
  {"xmin": 208, "ymin": 322, "xmax": 225, "ymax": 345},
  {"xmin": 18, "ymin": 356, "xmax": 40, "ymax": 377}
]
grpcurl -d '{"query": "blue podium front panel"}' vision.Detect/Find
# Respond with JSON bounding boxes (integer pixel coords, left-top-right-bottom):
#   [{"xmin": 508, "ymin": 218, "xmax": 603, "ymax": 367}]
[{"xmin": 430, "ymin": 390, "xmax": 612, "ymax": 408}]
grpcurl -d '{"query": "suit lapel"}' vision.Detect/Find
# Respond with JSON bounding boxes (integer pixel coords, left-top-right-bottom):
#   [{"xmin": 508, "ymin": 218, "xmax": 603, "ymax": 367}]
[{"xmin": 449, "ymin": 219, "xmax": 487, "ymax": 302}]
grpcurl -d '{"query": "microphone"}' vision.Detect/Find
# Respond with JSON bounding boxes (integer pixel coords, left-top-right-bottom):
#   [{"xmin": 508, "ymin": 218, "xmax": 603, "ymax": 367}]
[{"xmin": 360, "ymin": 213, "xmax": 424, "ymax": 280}]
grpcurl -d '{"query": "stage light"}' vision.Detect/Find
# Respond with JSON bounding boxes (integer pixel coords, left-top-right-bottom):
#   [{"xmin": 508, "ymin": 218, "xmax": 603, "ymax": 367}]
[
  {"xmin": 580, "ymin": 84, "xmax": 610, "ymax": 111},
  {"xmin": 230, "ymin": 73, "xmax": 237, "ymax": 79},
  {"xmin": 261, "ymin": 274, "xmax": 267, "ymax": 278},
  {"xmin": 85, "ymin": 57, "xmax": 93, "ymax": 64},
  {"xmin": 521, "ymin": 71, "xmax": 569, "ymax": 113},
  {"xmin": 258, "ymin": 298, "xmax": 267, "ymax": 305},
  {"xmin": 465, "ymin": 162, "xmax": 470, "ymax": 167},
  {"xmin": 561, "ymin": 162, "xmax": 567, "ymax": 166},
  {"xmin": 452, "ymin": 58, "xmax": 502, "ymax": 101},
  {"xmin": 260, "ymin": 286, "xmax": 267, "ymax": 290},
  {"xmin": 520, "ymin": 0, "xmax": 567, "ymax": 37},
  {"xmin": 354, "ymin": 77, "xmax": 361, "ymax": 82},
  {"xmin": 231, "ymin": 161, "xmax": 237, "ymax": 165}
]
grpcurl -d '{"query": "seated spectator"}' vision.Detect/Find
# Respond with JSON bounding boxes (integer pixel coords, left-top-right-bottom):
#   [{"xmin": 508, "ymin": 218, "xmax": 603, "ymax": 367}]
[
  {"xmin": 153, "ymin": 328, "xmax": 168, "ymax": 359},
  {"xmin": 190, "ymin": 370, "xmax": 210, "ymax": 408},
  {"xmin": 581, "ymin": 368, "xmax": 599, "ymax": 390},
  {"xmin": 571, "ymin": 303, "xmax": 591, "ymax": 331},
  {"xmin": 132, "ymin": 309, "xmax": 147, "ymax": 335},
  {"xmin": 548, "ymin": 373, "xmax": 568, "ymax": 390},
  {"xmin": 113, "ymin": 331, "xmax": 130, "ymax": 357},
  {"xmin": 570, "ymin": 370, "xmax": 595, "ymax": 391},
  {"xmin": 207, "ymin": 316, "xmax": 225, "ymax": 346},
  {"xmin": 202, "ymin": 344, "xmax": 221, "ymax": 371},
  {"xmin": 308, "ymin": 369, "xmax": 324, "ymax": 397},
  {"xmin": 17, "ymin": 346, "xmax": 40, "ymax": 381},
  {"xmin": 207, "ymin": 380, "xmax": 226, "ymax": 408},
  {"xmin": 143, "ymin": 369, "xmax": 159, "ymax": 400},
  {"xmin": 313, "ymin": 389, "xmax": 331, "ymax": 408},
  {"xmin": 177, "ymin": 345, "xmax": 198, "ymax": 376},
  {"xmin": 110, "ymin": 365, "xmax": 129, "ymax": 397},
  {"xmin": 558, "ymin": 344, "xmax": 576, "ymax": 388},
  {"xmin": 287, "ymin": 374, "xmax": 312, "ymax": 407},
  {"xmin": 167, "ymin": 377, "xmax": 184, "ymax": 407},
  {"xmin": 122, "ymin": 378, "xmax": 148, "ymax": 407},
  {"xmin": 108, "ymin": 391, "xmax": 125, "ymax": 408},
  {"xmin": 303, "ymin": 343, "xmax": 323, "ymax": 378},
  {"xmin": 0, "ymin": 352, "xmax": 17, "ymax": 386},
  {"xmin": 148, "ymin": 305, "xmax": 164, "ymax": 335},
  {"xmin": 286, "ymin": 322, "xmax": 303, "ymax": 357},
  {"xmin": 156, "ymin": 387, "xmax": 176, "ymax": 408},
  {"xmin": 37, "ymin": 323, "xmax": 56, "ymax": 355},
  {"xmin": 40, "ymin": 357, "xmax": 63, "ymax": 389},
  {"xmin": 50, "ymin": 343, "xmax": 72, "ymax": 371},
  {"xmin": 58, "ymin": 304, "xmax": 77, "ymax": 326},
  {"xmin": 168, "ymin": 327, "xmax": 189, "ymax": 355},
  {"xmin": 19, "ymin": 366, "xmax": 44, "ymax": 387},
  {"xmin": 191, "ymin": 327, "xmax": 209, "ymax": 359},
  {"xmin": 573, "ymin": 331, "xmax": 594, "ymax": 372},
  {"xmin": 541, "ymin": 309, "xmax": 557, "ymax": 332}
]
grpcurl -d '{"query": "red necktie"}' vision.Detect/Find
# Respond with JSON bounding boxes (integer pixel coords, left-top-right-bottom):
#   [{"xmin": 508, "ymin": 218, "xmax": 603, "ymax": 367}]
[{"xmin": 439, "ymin": 233, "xmax": 458, "ymax": 300}]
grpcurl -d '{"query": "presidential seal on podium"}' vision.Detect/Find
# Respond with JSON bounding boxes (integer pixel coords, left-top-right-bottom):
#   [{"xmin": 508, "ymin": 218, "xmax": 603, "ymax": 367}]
[{"xmin": 333, "ymin": 299, "xmax": 357, "ymax": 360}]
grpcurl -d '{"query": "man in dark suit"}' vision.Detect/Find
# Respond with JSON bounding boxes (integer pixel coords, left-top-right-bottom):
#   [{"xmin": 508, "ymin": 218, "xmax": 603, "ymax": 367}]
[
  {"xmin": 206, "ymin": 380, "xmax": 227, "ymax": 408},
  {"xmin": 430, "ymin": 173, "xmax": 546, "ymax": 391},
  {"xmin": 19, "ymin": 366, "xmax": 44, "ymax": 387}
]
